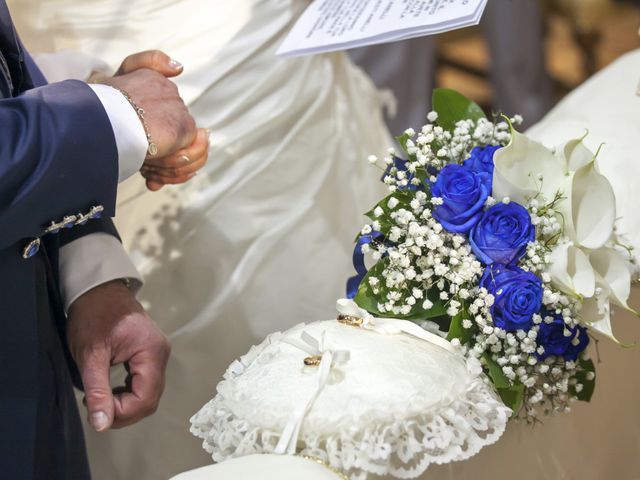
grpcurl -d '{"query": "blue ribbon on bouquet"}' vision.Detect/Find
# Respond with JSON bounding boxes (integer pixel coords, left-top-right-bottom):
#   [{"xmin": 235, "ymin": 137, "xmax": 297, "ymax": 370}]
[
  {"xmin": 381, "ymin": 156, "xmax": 426, "ymax": 191},
  {"xmin": 346, "ymin": 231, "xmax": 385, "ymax": 299},
  {"xmin": 347, "ymin": 157, "xmax": 431, "ymax": 298}
]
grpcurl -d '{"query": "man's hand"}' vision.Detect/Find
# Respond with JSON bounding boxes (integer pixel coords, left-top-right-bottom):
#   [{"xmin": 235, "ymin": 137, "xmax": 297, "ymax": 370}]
[
  {"xmin": 141, "ymin": 127, "xmax": 210, "ymax": 191},
  {"xmin": 67, "ymin": 280, "xmax": 171, "ymax": 431},
  {"xmin": 102, "ymin": 67, "xmax": 197, "ymax": 160},
  {"xmin": 100, "ymin": 50, "xmax": 210, "ymax": 191}
]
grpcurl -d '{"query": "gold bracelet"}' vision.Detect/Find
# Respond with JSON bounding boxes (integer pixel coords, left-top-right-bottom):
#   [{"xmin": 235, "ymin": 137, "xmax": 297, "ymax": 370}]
[{"xmin": 116, "ymin": 88, "xmax": 159, "ymax": 157}]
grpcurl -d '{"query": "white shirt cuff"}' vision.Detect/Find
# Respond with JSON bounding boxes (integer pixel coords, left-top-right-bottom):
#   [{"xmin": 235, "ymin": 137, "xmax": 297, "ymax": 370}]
[
  {"xmin": 88, "ymin": 84, "xmax": 148, "ymax": 183},
  {"xmin": 59, "ymin": 233, "xmax": 143, "ymax": 313}
]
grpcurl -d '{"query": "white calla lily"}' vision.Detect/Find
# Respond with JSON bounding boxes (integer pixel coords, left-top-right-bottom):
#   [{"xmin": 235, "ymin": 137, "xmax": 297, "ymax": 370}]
[
  {"xmin": 580, "ymin": 292, "xmax": 614, "ymax": 340},
  {"xmin": 502, "ymin": 130, "xmax": 637, "ymax": 337},
  {"xmin": 547, "ymin": 242, "xmax": 595, "ymax": 298},
  {"xmin": 492, "ymin": 131, "xmax": 615, "ymax": 252},
  {"xmin": 561, "ymin": 161, "xmax": 616, "ymax": 250},
  {"xmin": 589, "ymin": 248, "xmax": 633, "ymax": 311},
  {"xmin": 578, "ymin": 272, "xmax": 634, "ymax": 346},
  {"xmin": 557, "ymin": 135, "xmax": 593, "ymax": 171},
  {"xmin": 492, "ymin": 129, "xmax": 564, "ymax": 204},
  {"xmin": 492, "ymin": 128, "xmax": 634, "ymax": 346}
]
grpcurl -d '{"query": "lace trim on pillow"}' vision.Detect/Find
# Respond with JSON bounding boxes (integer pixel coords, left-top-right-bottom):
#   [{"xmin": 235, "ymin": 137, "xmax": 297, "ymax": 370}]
[{"xmin": 190, "ymin": 379, "xmax": 511, "ymax": 480}]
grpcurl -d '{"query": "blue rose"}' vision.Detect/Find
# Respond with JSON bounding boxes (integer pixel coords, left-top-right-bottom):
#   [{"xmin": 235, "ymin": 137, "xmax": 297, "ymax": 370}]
[
  {"xmin": 463, "ymin": 145, "xmax": 501, "ymax": 177},
  {"xmin": 431, "ymin": 164, "xmax": 491, "ymax": 234},
  {"xmin": 480, "ymin": 264, "xmax": 543, "ymax": 331},
  {"xmin": 537, "ymin": 314, "xmax": 590, "ymax": 361},
  {"xmin": 470, "ymin": 202, "xmax": 535, "ymax": 265}
]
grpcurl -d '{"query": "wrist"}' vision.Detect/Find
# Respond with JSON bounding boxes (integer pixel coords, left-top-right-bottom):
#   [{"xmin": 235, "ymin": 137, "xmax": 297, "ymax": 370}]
[
  {"xmin": 71, "ymin": 279, "xmax": 130, "ymax": 309},
  {"xmin": 115, "ymin": 88, "xmax": 158, "ymax": 158},
  {"xmin": 100, "ymin": 278, "xmax": 135, "ymax": 294},
  {"xmin": 87, "ymin": 84, "xmax": 148, "ymax": 182}
]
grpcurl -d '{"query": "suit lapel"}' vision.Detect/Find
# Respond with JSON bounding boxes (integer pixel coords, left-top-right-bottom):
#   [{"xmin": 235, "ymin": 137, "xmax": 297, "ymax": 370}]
[
  {"xmin": 0, "ymin": 1, "xmax": 14, "ymax": 41},
  {"xmin": 0, "ymin": 0, "xmax": 35, "ymax": 95},
  {"xmin": 0, "ymin": 49, "xmax": 11, "ymax": 97},
  {"xmin": 0, "ymin": 1, "xmax": 15, "ymax": 97}
]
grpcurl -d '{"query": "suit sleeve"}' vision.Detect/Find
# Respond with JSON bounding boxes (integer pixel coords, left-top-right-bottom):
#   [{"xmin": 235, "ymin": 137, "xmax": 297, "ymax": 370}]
[{"xmin": 0, "ymin": 79, "xmax": 119, "ymax": 249}]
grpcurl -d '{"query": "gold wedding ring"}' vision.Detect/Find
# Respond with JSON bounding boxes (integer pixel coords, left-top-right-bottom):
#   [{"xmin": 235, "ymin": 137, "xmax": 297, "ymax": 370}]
[
  {"xmin": 337, "ymin": 314, "xmax": 363, "ymax": 327},
  {"xmin": 299, "ymin": 455, "xmax": 348, "ymax": 480},
  {"xmin": 303, "ymin": 355, "xmax": 323, "ymax": 367}
]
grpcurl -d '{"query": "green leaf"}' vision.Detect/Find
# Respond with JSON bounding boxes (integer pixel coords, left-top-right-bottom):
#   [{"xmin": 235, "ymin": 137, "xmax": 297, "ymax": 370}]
[
  {"xmin": 411, "ymin": 167, "xmax": 430, "ymax": 187},
  {"xmin": 497, "ymin": 384, "xmax": 525, "ymax": 415},
  {"xmin": 353, "ymin": 261, "xmax": 387, "ymax": 315},
  {"xmin": 482, "ymin": 353, "xmax": 524, "ymax": 415},
  {"xmin": 395, "ymin": 133, "xmax": 412, "ymax": 156},
  {"xmin": 432, "ymin": 88, "xmax": 486, "ymax": 132},
  {"xmin": 399, "ymin": 289, "xmax": 448, "ymax": 321},
  {"xmin": 364, "ymin": 190, "xmax": 415, "ymax": 236},
  {"xmin": 482, "ymin": 353, "xmax": 510, "ymax": 389},
  {"xmin": 446, "ymin": 304, "xmax": 474, "ymax": 344},
  {"xmin": 571, "ymin": 357, "xmax": 596, "ymax": 402},
  {"xmin": 353, "ymin": 260, "xmax": 447, "ymax": 321}
]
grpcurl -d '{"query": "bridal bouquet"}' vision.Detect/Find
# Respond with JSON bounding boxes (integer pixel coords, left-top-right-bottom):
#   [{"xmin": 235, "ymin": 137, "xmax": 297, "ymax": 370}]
[{"xmin": 350, "ymin": 89, "xmax": 637, "ymax": 420}]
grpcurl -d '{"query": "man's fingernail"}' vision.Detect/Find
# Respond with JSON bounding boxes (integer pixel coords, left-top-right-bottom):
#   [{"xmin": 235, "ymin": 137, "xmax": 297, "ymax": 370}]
[
  {"xmin": 169, "ymin": 59, "xmax": 183, "ymax": 70},
  {"xmin": 91, "ymin": 411, "xmax": 109, "ymax": 432},
  {"xmin": 179, "ymin": 155, "xmax": 191, "ymax": 163}
]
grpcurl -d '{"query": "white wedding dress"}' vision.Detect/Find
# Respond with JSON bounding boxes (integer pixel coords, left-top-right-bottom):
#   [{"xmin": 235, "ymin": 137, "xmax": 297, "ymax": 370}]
[
  {"xmin": 174, "ymin": 50, "xmax": 640, "ymax": 480},
  {"xmin": 10, "ymin": 0, "xmax": 640, "ymax": 477},
  {"xmin": 8, "ymin": 1, "xmax": 390, "ymax": 478}
]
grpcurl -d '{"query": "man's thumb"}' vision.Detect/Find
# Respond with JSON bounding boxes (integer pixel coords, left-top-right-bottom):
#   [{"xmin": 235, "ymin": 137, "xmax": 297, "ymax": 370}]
[
  {"xmin": 116, "ymin": 50, "xmax": 183, "ymax": 77},
  {"xmin": 80, "ymin": 351, "xmax": 114, "ymax": 432}
]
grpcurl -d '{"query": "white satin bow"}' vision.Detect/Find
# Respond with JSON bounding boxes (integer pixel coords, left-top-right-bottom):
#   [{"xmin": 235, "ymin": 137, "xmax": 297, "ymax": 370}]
[
  {"xmin": 275, "ymin": 331, "xmax": 350, "ymax": 455},
  {"xmin": 335, "ymin": 298, "xmax": 455, "ymax": 353}
]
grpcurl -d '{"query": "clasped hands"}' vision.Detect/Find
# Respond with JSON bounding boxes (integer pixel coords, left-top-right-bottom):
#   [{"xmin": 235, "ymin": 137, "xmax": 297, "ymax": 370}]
[
  {"xmin": 95, "ymin": 50, "xmax": 210, "ymax": 191},
  {"xmin": 67, "ymin": 50, "xmax": 207, "ymax": 434}
]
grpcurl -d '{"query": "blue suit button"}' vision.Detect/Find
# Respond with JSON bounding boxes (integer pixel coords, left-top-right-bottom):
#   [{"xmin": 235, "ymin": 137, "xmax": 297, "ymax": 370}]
[{"xmin": 22, "ymin": 238, "xmax": 41, "ymax": 259}]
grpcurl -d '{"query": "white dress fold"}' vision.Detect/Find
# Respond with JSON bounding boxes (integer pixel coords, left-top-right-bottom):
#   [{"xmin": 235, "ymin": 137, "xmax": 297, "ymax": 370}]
[{"xmin": 8, "ymin": 1, "xmax": 390, "ymax": 478}]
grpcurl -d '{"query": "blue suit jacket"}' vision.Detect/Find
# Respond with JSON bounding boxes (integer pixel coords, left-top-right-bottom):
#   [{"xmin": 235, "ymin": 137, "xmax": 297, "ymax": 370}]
[{"xmin": 0, "ymin": 2, "xmax": 123, "ymax": 476}]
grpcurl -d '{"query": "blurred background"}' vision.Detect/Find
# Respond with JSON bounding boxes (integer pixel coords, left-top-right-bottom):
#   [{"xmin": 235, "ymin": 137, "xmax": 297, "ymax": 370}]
[{"xmin": 351, "ymin": 0, "xmax": 640, "ymax": 134}]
